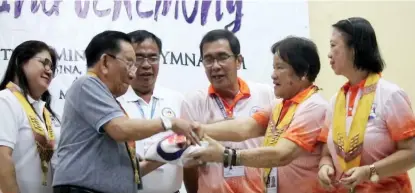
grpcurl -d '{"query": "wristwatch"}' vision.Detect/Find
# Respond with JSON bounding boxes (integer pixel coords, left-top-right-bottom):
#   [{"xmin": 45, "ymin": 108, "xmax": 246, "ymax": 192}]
[
  {"xmin": 369, "ymin": 164, "xmax": 379, "ymax": 183},
  {"xmin": 161, "ymin": 116, "xmax": 172, "ymax": 131}
]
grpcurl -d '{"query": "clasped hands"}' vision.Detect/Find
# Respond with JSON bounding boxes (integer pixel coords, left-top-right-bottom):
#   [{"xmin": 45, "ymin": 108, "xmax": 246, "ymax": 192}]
[
  {"xmin": 168, "ymin": 119, "xmax": 226, "ymax": 166},
  {"xmin": 318, "ymin": 164, "xmax": 371, "ymax": 191}
]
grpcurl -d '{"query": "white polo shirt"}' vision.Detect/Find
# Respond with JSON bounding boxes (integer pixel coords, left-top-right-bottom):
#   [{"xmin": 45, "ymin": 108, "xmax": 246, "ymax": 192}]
[
  {"xmin": 0, "ymin": 88, "xmax": 61, "ymax": 193},
  {"xmin": 117, "ymin": 85, "xmax": 184, "ymax": 193}
]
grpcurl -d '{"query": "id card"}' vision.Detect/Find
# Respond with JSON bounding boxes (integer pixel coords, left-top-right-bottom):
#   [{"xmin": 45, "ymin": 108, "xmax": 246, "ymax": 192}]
[
  {"xmin": 266, "ymin": 168, "xmax": 277, "ymax": 193},
  {"xmin": 223, "ymin": 166, "xmax": 245, "ymax": 178}
]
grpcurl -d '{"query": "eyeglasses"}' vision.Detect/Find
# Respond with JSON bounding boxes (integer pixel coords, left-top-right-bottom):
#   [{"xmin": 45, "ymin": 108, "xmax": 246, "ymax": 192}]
[
  {"xmin": 136, "ymin": 56, "xmax": 160, "ymax": 65},
  {"xmin": 202, "ymin": 54, "xmax": 235, "ymax": 68},
  {"xmin": 106, "ymin": 53, "xmax": 137, "ymax": 72},
  {"xmin": 33, "ymin": 56, "xmax": 55, "ymax": 76}
]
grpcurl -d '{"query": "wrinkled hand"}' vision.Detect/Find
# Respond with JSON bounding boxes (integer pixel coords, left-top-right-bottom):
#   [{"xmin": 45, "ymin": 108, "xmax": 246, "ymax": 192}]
[
  {"xmin": 318, "ymin": 164, "xmax": 335, "ymax": 190},
  {"xmin": 187, "ymin": 135, "xmax": 224, "ymax": 164},
  {"xmin": 171, "ymin": 118, "xmax": 200, "ymax": 145},
  {"xmin": 190, "ymin": 121, "xmax": 205, "ymax": 139},
  {"xmin": 340, "ymin": 166, "xmax": 370, "ymax": 189}
]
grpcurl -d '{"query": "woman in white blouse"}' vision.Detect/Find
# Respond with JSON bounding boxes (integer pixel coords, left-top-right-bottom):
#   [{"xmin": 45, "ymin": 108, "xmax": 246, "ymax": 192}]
[{"xmin": 0, "ymin": 40, "xmax": 61, "ymax": 193}]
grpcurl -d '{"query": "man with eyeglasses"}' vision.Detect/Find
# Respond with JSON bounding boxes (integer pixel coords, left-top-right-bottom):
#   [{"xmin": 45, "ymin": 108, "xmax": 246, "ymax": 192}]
[
  {"xmin": 117, "ymin": 30, "xmax": 185, "ymax": 193},
  {"xmin": 52, "ymin": 30, "xmax": 199, "ymax": 193},
  {"xmin": 181, "ymin": 29, "xmax": 275, "ymax": 193}
]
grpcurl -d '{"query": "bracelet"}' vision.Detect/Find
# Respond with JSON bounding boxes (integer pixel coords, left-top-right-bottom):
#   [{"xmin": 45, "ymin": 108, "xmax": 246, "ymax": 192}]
[
  {"xmin": 227, "ymin": 148, "xmax": 233, "ymax": 169},
  {"xmin": 369, "ymin": 164, "xmax": 379, "ymax": 182},
  {"xmin": 223, "ymin": 149, "xmax": 230, "ymax": 168},
  {"xmin": 235, "ymin": 151, "xmax": 241, "ymax": 166},
  {"xmin": 230, "ymin": 148, "xmax": 236, "ymax": 168}
]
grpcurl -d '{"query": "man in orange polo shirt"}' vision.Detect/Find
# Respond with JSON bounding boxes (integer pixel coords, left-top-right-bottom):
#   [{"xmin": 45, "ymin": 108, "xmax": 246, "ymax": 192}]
[{"xmin": 181, "ymin": 29, "xmax": 275, "ymax": 193}]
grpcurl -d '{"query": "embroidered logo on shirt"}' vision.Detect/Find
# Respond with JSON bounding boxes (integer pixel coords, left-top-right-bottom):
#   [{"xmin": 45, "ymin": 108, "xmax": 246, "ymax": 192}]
[{"xmin": 161, "ymin": 107, "xmax": 176, "ymax": 118}]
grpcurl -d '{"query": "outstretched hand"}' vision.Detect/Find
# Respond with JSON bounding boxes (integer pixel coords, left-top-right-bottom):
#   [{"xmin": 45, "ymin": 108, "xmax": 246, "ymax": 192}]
[
  {"xmin": 170, "ymin": 118, "xmax": 200, "ymax": 145},
  {"xmin": 187, "ymin": 135, "xmax": 224, "ymax": 164},
  {"xmin": 190, "ymin": 121, "xmax": 205, "ymax": 140}
]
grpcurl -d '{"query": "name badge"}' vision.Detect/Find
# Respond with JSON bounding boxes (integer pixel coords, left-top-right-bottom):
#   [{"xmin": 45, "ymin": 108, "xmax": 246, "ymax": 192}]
[
  {"xmin": 266, "ymin": 168, "xmax": 278, "ymax": 193},
  {"xmin": 223, "ymin": 166, "xmax": 245, "ymax": 178}
]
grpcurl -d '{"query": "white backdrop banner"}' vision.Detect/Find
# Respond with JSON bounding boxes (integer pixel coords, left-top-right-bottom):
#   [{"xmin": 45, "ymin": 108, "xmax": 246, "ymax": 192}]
[{"xmin": 0, "ymin": 0, "xmax": 310, "ymax": 117}]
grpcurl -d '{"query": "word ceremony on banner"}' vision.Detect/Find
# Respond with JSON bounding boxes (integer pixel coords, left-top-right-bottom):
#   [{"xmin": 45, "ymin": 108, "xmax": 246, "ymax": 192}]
[{"xmin": 0, "ymin": 0, "xmax": 310, "ymax": 117}]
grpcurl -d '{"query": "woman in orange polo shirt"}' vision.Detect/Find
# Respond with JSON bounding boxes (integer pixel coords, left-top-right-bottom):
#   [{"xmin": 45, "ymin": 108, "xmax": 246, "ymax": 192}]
[{"xmin": 317, "ymin": 17, "xmax": 415, "ymax": 193}]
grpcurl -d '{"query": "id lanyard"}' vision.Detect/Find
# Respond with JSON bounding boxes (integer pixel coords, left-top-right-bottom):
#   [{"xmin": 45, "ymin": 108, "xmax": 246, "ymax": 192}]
[
  {"xmin": 136, "ymin": 98, "xmax": 158, "ymax": 119},
  {"xmin": 213, "ymin": 95, "xmax": 232, "ymax": 119}
]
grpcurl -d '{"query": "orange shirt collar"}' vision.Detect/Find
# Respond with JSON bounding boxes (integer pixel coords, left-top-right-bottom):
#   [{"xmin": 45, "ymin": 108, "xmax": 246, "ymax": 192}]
[
  {"xmin": 286, "ymin": 85, "xmax": 317, "ymax": 104},
  {"xmin": 342, "ymin": 78, "xmax": 366, "ymax": 93},
  {"xmin": 208, "ymin": 77, "xmax": 250, "ymax": 96},
  {"xmin": 341, "ymin": 72, "xmax": 382, "ymax": 93}
]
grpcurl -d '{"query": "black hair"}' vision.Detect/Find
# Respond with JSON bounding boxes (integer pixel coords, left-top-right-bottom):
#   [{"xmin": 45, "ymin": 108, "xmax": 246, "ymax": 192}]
[
  {"xmin": 271, "ymin": 36, "xmax": 321, "ymax": 82},
  {"xmin": 85, "ymin": 30, "xmax": 132, "ymax": 68},
  {"xmin": 199, "ymin": 29, "xmax": 240, "ymax": 56},
  {"xmin": 333, "ymin": 17, "xmax": 385, "ymax": 73},
  {"xmin": 128, "ymin": 30, "xmax": 162, "ymax": 53},
  {"xmin": 0, "ymin": 40, "xmax": 59, "ymax": 120}
]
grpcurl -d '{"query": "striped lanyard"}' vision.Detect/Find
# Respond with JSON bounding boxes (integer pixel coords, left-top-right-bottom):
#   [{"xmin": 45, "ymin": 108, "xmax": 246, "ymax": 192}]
[
  {"xmin": 136, "ymin": 98, "xmax": 158, "ymax": 119},
  {"xmin": 213, "ymin": 95, "xmax": 231, "ymax": 119}
]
